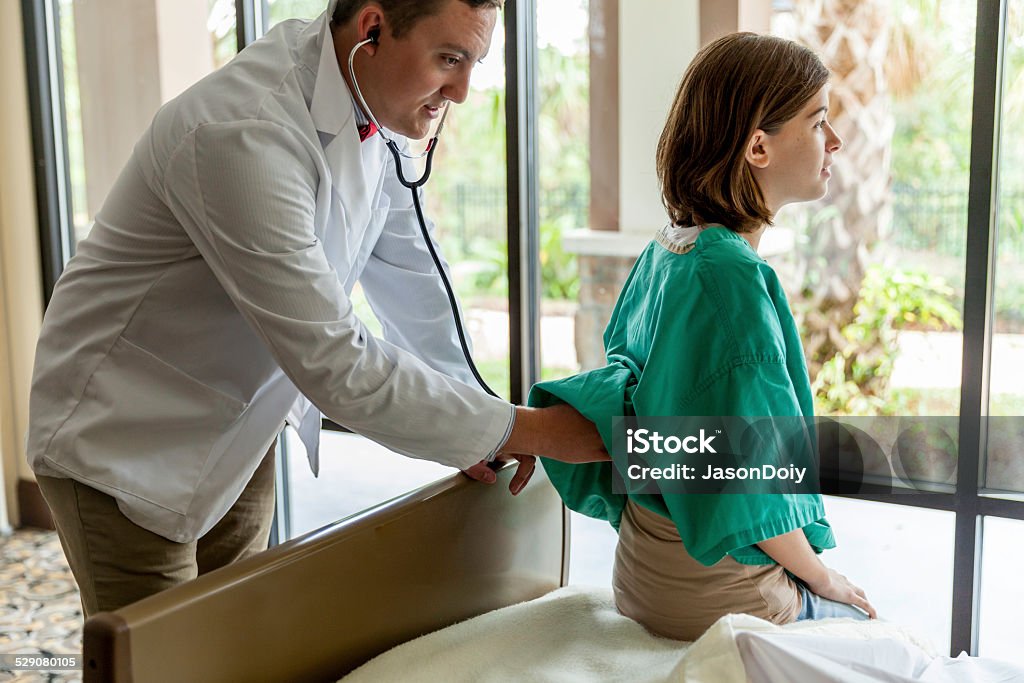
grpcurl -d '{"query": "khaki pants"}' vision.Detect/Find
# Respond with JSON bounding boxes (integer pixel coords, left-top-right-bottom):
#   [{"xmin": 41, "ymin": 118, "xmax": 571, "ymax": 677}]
[
  {"xmin": 612, "ymin": 500, "xmax": 802, "ymax": 641},
  {"xmin": 36, "ymin": 444, "xmax": 276, "ymax": 618}
]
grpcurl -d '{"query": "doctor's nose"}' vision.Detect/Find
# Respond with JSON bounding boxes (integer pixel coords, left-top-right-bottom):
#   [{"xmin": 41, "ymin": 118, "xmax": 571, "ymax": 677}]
[{"xmin": 441, "ymin": 72, "xmax": 472, "ymax": 105}]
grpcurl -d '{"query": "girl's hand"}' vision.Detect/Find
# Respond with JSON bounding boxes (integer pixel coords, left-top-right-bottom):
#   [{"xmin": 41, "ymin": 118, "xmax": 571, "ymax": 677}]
[{"xmin": 806, "ymin": 567, "xmax": 877, "ymax": 618}]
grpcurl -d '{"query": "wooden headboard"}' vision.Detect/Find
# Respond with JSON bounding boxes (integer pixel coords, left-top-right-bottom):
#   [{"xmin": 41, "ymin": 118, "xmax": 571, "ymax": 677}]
[{"xmin": 83, "ymin": 465, "xmax": 569, "ymax": 682}]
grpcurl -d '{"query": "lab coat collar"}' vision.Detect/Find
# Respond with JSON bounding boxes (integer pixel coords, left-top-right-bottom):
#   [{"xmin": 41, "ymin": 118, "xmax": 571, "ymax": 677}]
[
  {"xmin": 309, "ymin": 9, "xmax": 355, "ymax": 139},
  {"xmin": 307, "ymin": 9, "xmax": 387, "ymax": 233}
]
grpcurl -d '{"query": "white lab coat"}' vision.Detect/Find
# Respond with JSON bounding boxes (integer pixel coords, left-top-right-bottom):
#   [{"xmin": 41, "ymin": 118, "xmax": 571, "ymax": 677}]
[{"xmin": 26, "ymin": 6, "xmax": 514, "ymax": 543}]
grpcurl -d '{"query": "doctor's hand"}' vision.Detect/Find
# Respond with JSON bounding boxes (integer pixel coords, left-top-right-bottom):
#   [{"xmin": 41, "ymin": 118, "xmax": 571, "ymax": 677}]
[
  {"xmin": 502, "ymin": 405, "xmax": 610, "ymax": 464},
  {"xmin": 462, "ymin": 454, "xmax": 536, "ymax": 496},
  {"xmin": 462, "ymin": 404, "xmax": 606, "ymax": 495}
]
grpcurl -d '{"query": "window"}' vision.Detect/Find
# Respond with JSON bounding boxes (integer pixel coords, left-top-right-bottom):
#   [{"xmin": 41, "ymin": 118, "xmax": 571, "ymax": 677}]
[
  {"xmin": 978, "ymin": 516, "xmax": 1024, "ymax": 665},
  {"xmin": 772, "ymin": 0, "xmax": 975, "ymax": 420},
  {"xmin": 265, "ymin": 0, "xmax": 324, "ymax": 27},
  {"xmin": 529, "ymin": 0, "xmax": 630, "ymax": 588},
  {"xmin": 259, "ymin": 3, "xmax": 512, "ymax": 530},
  {"xmin": 537, "ymin": 0, "xmax": 589, "ymax": 383},
  {"xmin": 986, "ymin": 0, "xmax": 1024, "ymax": 497},
  {"xmin": 283, "ymin": 429, "xmax": 454, "ymax": 538},
  {"xmin": 823, "ymin": 497, "xmax": 955, "ymax": 648},
  {"xmin": 22, "ymin": 0, "xmax": 1023, "ymax": 657},
  {"xmin": 56, "ymin": 0, "xmax": 235, "ymax": 247},
  {"xmin": 524, "ymin": 0, "xmax": 1021, "ymax": 656}
]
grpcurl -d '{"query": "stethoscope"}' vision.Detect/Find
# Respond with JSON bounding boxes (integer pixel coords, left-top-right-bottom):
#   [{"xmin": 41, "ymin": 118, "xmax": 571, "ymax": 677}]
[{"xmin": 348, "ymin": 34, "xmax": 498, "ymax": 399}]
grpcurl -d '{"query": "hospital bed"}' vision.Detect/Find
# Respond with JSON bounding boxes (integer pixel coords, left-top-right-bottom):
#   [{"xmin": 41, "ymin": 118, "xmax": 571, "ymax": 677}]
[
  {"xmin": 82, "ymin": 464, "xmax": 567, "ymax": 682},
  {"xmin": 82, "ymin": 465, "xmax": 1023, "ymax": 682}
]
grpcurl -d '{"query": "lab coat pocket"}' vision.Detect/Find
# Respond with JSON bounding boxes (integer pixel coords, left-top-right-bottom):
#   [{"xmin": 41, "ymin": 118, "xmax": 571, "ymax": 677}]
[{"xmin": 52, "ymin": 336, "xmax": 248, "ymax": 515}]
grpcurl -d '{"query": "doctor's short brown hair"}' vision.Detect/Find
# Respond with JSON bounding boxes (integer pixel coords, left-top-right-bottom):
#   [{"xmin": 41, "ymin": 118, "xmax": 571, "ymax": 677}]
[
  {"xmin": 332, "ymin": 0, "xmax": 503, "ymax": 38},
  {"xmin": 656, "ymin": 32, "xmax": 829, "ymax": 233}
]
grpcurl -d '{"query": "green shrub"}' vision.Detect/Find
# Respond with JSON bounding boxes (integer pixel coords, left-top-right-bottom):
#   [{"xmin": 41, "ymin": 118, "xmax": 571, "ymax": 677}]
[
  {"xmin": 539, "ymin": 217, "xmax": 580, "ymax": 301},
  {"xmin": 460, "ymin": 217, "xmax": 581, "ymax": 302},
  {"xmin": 812, "ymin": 265, "xmax": 963, "ymax": 416}
]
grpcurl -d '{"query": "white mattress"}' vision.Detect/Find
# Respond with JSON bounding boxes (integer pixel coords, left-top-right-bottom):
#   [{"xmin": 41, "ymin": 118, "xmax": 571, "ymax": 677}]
[{"xmin": 341, "ymin": 586, "xmax": 1023, "ymax": 682}]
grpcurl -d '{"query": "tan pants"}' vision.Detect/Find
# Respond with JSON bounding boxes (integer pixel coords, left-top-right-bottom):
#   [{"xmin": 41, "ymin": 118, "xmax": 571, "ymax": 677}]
[
  {"xmin": 36, "ymin": 444, "xmax": 276, "ymax": 618},
  {"xmin": 612, "ymin": 500, "xmax": 802, "ymax": 641}
]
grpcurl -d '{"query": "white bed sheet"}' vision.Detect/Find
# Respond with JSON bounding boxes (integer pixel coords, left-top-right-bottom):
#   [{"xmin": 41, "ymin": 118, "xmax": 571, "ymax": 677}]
[
  {"xmin": 341, "ymin": 586, "xmax": 1024, "ymax": 682},
  {"xmin": 736, "ymin": 631, "xmax": 1023, "ymax": 682}
]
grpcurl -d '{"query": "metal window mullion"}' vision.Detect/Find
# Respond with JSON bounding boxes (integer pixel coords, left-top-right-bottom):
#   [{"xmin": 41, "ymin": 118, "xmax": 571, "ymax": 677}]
[
  {"xmin": 978, "ymin": 495, "xmax": 1024, "ymax": 522},
  {"xmin": 21, "ymin": 0, "xmax": 75, "ymax": 305},
  {"xmin": 235, "ymin": 0, "xmax": 267, "ymax": 51},
  {"xmin": 504, "ymin": 0, "xmax": 541, "ymax": 404},
  {"xmin": 950, "ymin": 0, "xmax": 1007, "ymax": 658},
  {"xmin": 831, "ymin": 491, "xmax": 957, "ymax": 513}
]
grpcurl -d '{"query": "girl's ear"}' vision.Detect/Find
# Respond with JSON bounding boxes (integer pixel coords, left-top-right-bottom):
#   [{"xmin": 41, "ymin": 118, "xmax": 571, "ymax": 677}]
[{"xmin": 745, "ymin": 130, "xmax": 770, "ymax": 169}]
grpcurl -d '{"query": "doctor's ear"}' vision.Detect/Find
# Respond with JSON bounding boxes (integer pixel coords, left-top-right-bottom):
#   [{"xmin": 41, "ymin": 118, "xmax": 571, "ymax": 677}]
[
  {"xmin": 745, "ymin": 130, "xmax": 770, "ymax": 169},
  {"xmin": 354, "ymin": 6, "xmax": 385, "ymax": 54}
]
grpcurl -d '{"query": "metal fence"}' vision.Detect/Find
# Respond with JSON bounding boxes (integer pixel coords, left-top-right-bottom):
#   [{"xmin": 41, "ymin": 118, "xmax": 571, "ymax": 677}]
[
  {"xmin": 426, "ymin": 183, "xmax": 588, "ymax": 256},
  {"xmin": 891, "ymin": 182, "xmax": 1024, "ymax": 259},
  {"xmin": 425, "ymin": 181, "xmax": 1024, "ymax": 260}
]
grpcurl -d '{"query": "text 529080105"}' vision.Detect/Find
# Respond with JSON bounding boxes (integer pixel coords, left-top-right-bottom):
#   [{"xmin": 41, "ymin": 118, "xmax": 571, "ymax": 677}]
[{"xmin": 2, "ymin": 654, "xmax": 81, "ymax": 671}]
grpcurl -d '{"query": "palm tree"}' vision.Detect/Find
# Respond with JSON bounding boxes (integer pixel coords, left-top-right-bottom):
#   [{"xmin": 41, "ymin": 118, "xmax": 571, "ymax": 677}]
[{"xmin": 782, "ymin": 0, "xmax": 896, "ymax": 398}]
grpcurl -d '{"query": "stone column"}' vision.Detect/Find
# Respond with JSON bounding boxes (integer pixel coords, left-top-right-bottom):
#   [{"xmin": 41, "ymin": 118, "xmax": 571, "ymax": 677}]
[
  {"xmin": 573, "ymin": 0, "xmax": 699, "ymax": 369},
  {"xmin": 572, "ymin": 0, "xmax": 773, "ymax": 370},
  {"xmin": 72, "ymin": 0, "xmax": 214, "ymax": 222}
]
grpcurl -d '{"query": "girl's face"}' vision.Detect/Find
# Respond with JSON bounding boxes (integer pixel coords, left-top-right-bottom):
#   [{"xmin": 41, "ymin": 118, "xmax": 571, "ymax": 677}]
[{"xmin": 746, "ymin": 85, "xmax": 843, "ymax": 214}]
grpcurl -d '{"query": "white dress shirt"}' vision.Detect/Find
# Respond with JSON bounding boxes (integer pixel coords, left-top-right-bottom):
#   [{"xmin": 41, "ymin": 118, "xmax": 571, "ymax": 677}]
[{"xmin": 26, "ymin": 5, "xmax": 514, "ymax": 543}]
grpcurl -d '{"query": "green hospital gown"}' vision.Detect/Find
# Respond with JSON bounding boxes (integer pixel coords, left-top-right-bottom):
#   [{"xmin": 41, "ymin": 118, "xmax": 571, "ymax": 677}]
[{"xmin": 530, "ymin": 226, "xmax": 835, "ymax": 566}]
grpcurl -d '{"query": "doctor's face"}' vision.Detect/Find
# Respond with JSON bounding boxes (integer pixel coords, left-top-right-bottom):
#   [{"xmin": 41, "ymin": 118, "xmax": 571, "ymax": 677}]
[{"xmin": 357, "ymin": 0, "xmax": 497, "ymax": 139}]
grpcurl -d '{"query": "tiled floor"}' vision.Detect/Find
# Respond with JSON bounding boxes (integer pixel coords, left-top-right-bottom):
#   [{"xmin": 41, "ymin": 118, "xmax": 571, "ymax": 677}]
[{"xmin": 0, "ymin": 530, "xmax": 82, "ymax": 682}]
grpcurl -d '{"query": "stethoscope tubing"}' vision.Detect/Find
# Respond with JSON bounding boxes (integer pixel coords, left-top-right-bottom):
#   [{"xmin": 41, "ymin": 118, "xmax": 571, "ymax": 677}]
[
  {"xmin": 347, "ymin": 35, "xmax": 498, "ymax": 399},
  {"xmin": 348, "ymin": 38, "xmax": 450, "ymax": 182}
]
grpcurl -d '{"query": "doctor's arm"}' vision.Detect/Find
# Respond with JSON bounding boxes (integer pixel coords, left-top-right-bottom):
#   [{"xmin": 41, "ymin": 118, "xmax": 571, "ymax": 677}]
[{"xmin": 486, "ymin": 404, "xmax": 610, "ymax": 494}]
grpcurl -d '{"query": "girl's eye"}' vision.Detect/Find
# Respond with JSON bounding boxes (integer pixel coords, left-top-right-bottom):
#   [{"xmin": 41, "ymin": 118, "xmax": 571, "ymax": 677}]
[{"xmin": 814, "ymin": 120, "xmax": 826, "ymax": 129}]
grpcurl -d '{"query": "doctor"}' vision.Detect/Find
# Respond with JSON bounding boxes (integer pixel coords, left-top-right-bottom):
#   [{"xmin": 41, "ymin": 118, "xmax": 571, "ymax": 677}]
[{"xmin": 26, "ymin": 0, "xmax": 606, "ymax": 617}]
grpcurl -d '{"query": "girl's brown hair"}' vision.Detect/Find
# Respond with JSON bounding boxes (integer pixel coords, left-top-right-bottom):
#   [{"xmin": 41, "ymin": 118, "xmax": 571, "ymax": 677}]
[{"xmin": 656, "ymin": 32, "xmax": 829, "ymax": 233}]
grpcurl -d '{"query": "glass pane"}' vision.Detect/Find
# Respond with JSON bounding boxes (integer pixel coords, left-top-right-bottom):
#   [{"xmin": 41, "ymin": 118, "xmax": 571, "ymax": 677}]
[
  {"xmin": 771, "ymin": 0, "xmax": 975, "ymax": 419},
  {"xmin": 266, "ymin": 0, "xmax": 326, "ymax": 30},
  {"xmin": 425, "ymin": 17, "xmax": 510, "ymax": 399},
  {"xmin": 537, "ymin": 0, "xmax": 589, "ymax": 381},
  {"xmin": 567, "ymin": 511, "xmax": 617, "ymax": 586},
  {"xmin": 823, "ymin": 496, "xmax": 954, "ymax": 649},
  {"xmin": 284, "ymin": 428, "xmax": 453, "ymax": 538},
  {"xmin": 58, "ymin": 0, "xmax": 236, "ymax": 246},
  {"xmin": 985, "ymin": 417, "xmax": 1024, "ymax": 494},
  {"xmin": 986, "ymin": 1, "xmax": 1024, "ymax": 494},
  {"xmin": 285, "ymin": 10, "xmax": 510, "ymax": 530},
  {"xmin": 978, "ymin": 516, "xmax": 1024, "ymax": 665},
  {"xmin": 529, "ymin": 0, "xmax": 612, "ymax": 588}
]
